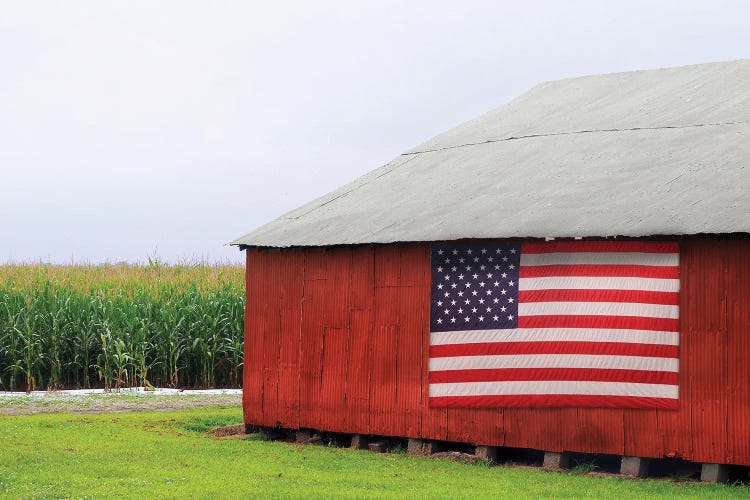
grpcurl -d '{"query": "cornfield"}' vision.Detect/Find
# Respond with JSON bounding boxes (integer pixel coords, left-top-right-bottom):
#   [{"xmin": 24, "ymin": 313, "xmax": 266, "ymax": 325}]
[{"xmin": 0, "ymin": 262, "xmax": 244, "ymax": 391}]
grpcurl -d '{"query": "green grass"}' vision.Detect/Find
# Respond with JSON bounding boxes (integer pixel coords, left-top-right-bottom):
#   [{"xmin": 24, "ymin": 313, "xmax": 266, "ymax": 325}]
[
  {"xmin": 0, "ymin": 408, "xmax": 747, "ymax": 499},
  {"xmin": 0, "ymin": 263, "xmax": 244, "ymax": 391}
]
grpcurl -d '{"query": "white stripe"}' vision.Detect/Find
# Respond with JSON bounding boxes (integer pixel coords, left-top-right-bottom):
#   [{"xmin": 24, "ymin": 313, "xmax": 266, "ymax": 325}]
[
  {"xmin": 518, "ymin": 302, "xmax": 679, "ymax": 319},
  {"xmin": 429, "ymin": 381, "xmax": 678, "ymax": 399},
  {"xmin": 429, "ymin": 354, "xmax": 678, "ymax": 372},
  {"xmin": 520, "ymin": 252, "xmax": 679, "ymax": 267},
  {"xmin": 519, "ymin": 276, "xmax": 679, "ymax": 292},
  {"xmin": 430, "ymin": 328, "xmax": 679, "ymax": 346}
]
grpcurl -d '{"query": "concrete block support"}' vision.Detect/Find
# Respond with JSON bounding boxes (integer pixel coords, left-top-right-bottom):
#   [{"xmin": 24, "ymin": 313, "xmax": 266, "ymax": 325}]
[
  {"xmin": 543, "ymin": 451, "xmax": 571, "ymax": 470},
  {"xmin": 295, "ymin": 429, "xmax": 312, "ymax": 443},
  {"xmin": 350, "ymin": 434, "xmax": 369, "ymax": 450},
  {"xmin": 407, "ymin": 438, "xmax": 425, "ymax": 455},
  {"xmin": 422, "ymin": 441, "xmax": 444, "ymax": 455},
  {"xmin": 475, "ymin": 446, "xmax": 499, "ymax": 462},
  {"xmin": 701, "ymin": 463, "xmax": 729, "ymax": 483},
  {"xmin": 620, "ymin": 456, "xmax": 650, "ymax": 478}
]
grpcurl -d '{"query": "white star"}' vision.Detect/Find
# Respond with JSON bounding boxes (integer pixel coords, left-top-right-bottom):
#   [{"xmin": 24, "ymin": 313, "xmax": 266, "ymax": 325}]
[
  {"xmin": 493, "ymin": 315, "xmax": 499, "ymax": 321},
  {"xmin": 510, "ymin": 248, "xmax": 517, "ymax": 254},
  {"xmin": 451, "ymin": 317, "xmax": 456, "ymax": 323},
  {"xmin": 486, "ymin": 290, "xmax": 492, "ymax": 295},
  {"xmin": 465, "ymin": 299, "xmax": 470, "ymax": 305},
  {"xmin": 494, "ymin": 265, "xmax": 501, "ymax": 270},
  {"xmin": 437, "ymin": 284, "xmax": 443, "ymax": 289},
  {"xmin": 452, "ymin": 249, "xmax": 459, "ymax": 255},
  {"xmin": 437, "ymin": 300, "xmax": 443, "ymax": 306},
  {"xmin": 495, "ymin": 249, "xmax": 502, "ymax": 254},
  {"xmin": 472, "ymin": 290, "xmax": 478, "ymax": 296},
  {"xmin": 437, "ymin": 266, "xmax": 443, "ymax": 272},
  {"xmin": 458, "ymin": 291, "xmax": 464, "ymax": 297},
  {"xmin": 493, "ymin": 298, "xmax": 500, "ymax": 304},
  {"xmin": 444, "ymin": 292, "xmax": 450, "ymax": 297},
  {"xmin": 458, "ymin": 308, "xmax": 463, "ymax": 314},
  {"xmin": 508, "ymin": 298, "xmax": 515, "ymax": 303},
  {"xmin": 458, "ymin": 274, "xmax": 464, "ymax": 280},
  {"xmin": 508, "ymin": 314, "xmax": 514, "ymax": 320},
  {"xmin": 437, "ymin": 318, "xmax": 443, "ymax": 324},
  {"xmin": 502, "ymin": 256, "xmax": 508, "ymax": 262},
  {"xmin": 508, "ymin": 280, "xmax": 515, "ymax": 286},
  {"xmin": 473, "ymin": 257, "xmax": 479, "ymax": 262},
  {"xmin": 445, "ymin": 258, "xmax": 451, "ymax": 263},
  {"xmin": 494, "ymin": 281, "xmax": 500, "ymax": 287},
  {"xmin": 472, "ymin": 307, "xmax": 478, "ymax": 313},
  {"xmin": 451, "ymin": 283, "xmax": 457, "ymax": 289},
  {"xmin": 464, "ymin": 316, "xmax": 470, "ymax": 322},
  {"xmin": 478, "ymin": 316, "xmax": 484, "ymax": 321},
  {"xmin": 444, "ymin": 309, "xmax": 450, "ymax": 315},
  {"xmin": 444, "ymin": 275, "xmax": 450, "ymax": 280},
  {"xmin": 501, "ymin": 289, "xmax": 507, "ymax": 295},
  {"xmin": 486, "ymin": 307, "xmax": 492, "ymax": 312},
  {"xmin": 465, "ymin": 283, "xmax": 471, "ymax": 288},
  {"xmin": 509, "ymin": 264, "xmax": 515, "ymax": 269},
  {"xmin": 478, "ymin": 298, "xmax": 485, "ymax": 304},
  {"xmin": 472, "ymin": 273, "xmax": 479, "ymax": 279},
  {"xmin": 437, "ymin": 249, "xmax": 444, "ymax": 255},
  {"xmin": 465, "ymin": 266, "xmax": 472, "ymax": 271},
  {"xmin": 481, "ymin": 248, "xmax": 487, "ymax": 254},
  {"xmin": 467, "ymin": 249, "xmax": 473, "ymax": 255},
  {"xmin": 500, "ymin": 306, "xmax": 506, "ymax": 312},
  {"xmin": 480, "ymin": 265, "xmax": 486, "ymax": 271},
  {"xmin": 451, "ymin": 300, "xmax": 457, "ymax": 305},
  {"xmin": 479, "ymin": 281, "xmax": 486, "ymax": 287},
  {"xmin": 488, "ymin": 257, "xmax": 494, "ymax": 262},
  {"xmin": 501, "ymin": 273, "xmax": 508, "ymax": 278},
  {"xmin": 459, "ymin": 258, "xmax": 465, "ymax": 264},
  {"xmin": 451, "ymin": 266, "xmax": 457, "ymax": 272},
  {"xmin": 487, "ymin": 273, "xmax": 493, "ymax": 278}
]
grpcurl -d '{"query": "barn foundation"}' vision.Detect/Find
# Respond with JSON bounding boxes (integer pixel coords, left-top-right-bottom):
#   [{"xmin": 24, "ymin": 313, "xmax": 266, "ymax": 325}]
[
  {"xmin": 700, "ymin": 463, "xmax": 729, "ymax": 483},
  {"xmin": 620, "ymin": 456, "xmax": 650, "ymax": 477},
  {"xmin": 350, "ymin": 434, "xmax": 369, "ymax": 450},
  {"xmin": 543, "ymin": 452, "xmax": 571, "ymax": 470},
  {"xmin": 475, "ymin": 446, "xmax": 499, "ymax": 462}
]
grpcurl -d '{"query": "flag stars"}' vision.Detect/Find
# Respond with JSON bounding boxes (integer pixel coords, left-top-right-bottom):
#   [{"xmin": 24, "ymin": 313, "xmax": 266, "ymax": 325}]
[
  {"xmin": 500, "ymin": 306, "xmax": 506, "ymax": 312},
  {"xmin": 467, "ymin": 249, "xmax": 473, "ymax": 255},
  {"xmin": 458, "ymin": 274, "xmax": 464, "ymax": 280},
  {"xmin": 486, "ymin": 290, "xmax": 492, "ymax": 295},
  {"xmin": 495, "ymin": 249, "xmax": 502, "ymax": 254},
  {"xmin": 508, "ymin": 280, "xmax": 515, "ymax": 286},
  {"xmin": 472, "ymin": 273, "xmax": 479, "ymax": 279},
  {"xmin": 459, "ymin": 258, "xmax": 465, "ymax": 263},
  {"xmin": 437, "ymin": 267, "xmax": 443, "ymax": 272},
  {"xmin": 508, "ymin": 298, "xmax": 515, "ymax": 303},
  {"xmin": 444, "ymin": 309, "xmax": 450, "ymax": 315},
  {"xmin": 472, "ymin": 307, "xmax": 478, "ymax": 313},
  {"xmin": 437, "ymin": 250, "xmax": 444, "ymax": 255},
  {"xmin": 458, "ymin": 308, "xmax": 463, "ymax": 314},
  {"xmin": 478, "ymin": 316, "xmax": 484, "ymax": 322},
  {"xmin": 493, "ymin": 315, "xmax": 499, "ymax": 321},
  {"xmin": 501, "ymin": 273, "xmax": 508, "ymax": 278},
  {"xmin": 444, "ymin": 275, "xmax": 451, "ymax": 280},
  {"xmin": 451, "ymin": 266, "xmax": 457, "ymax": 272},
  {"xmin": 488, "ymin": 257, "xmax": 494, "ymax": 262},
  {"xmin": 445, "ymin": 258, "xmax": 451, "ymax": 264},
  {"xmin": 494, "ymin": 281, "xmax": 500, "ymax": 287},
  {"xmin": 493, "ymin": 298, "xmax": 499, "ymax": 304},
  {"xmin": 473, "ymin": 257, "xmax": 480, "ymax": 262},
  {"xmin": 509, "ymin": 264, "xmax": 516, "ymax": 269},
  {"xmin": 478, "ymin": 298, "xmax": 485, "ymax": 304},
  {"xmin": 437, "ymin": 284, "xmax": 443, "ymax": 289},
  {"xmin": 510, "ymin": 248, "xmax": 517, "ymax": 254},
  {"xmin": 500, "ymin": 289, "xmax": 507, "ymax": 295},
  {"xmin": 508, "ymin": 314, "xmax": 514, "ymax": 320},
  {"xmin": 464, "ymin": 317, "xmax": 470, "ymax": 322},
  {"xmin": 452, "ymin": 249, "xmax": 459, "ymax": 255},
  {"xmin": 472, "ymin": 290, "xmax": 478, "ymax": 296},
  {"xmin": 481, "ymin": 249, "xmax": 487, "ymax": 254},
  {"xmin": 486, "ymin": 307, "xmax": 492, "ymax": 313},
  {"xmin": 466, "ymin": 266, "xmax": 472, "ymax": 271},
  {"xmin": 451, "ymin": 283, "xmax": 457, "ymax": 289},
  {"xmin": 444, "ymin": 292, "xmax": 450, "ymax": 297},
  {"xmin": 451, "ymin": 300, "xmax": 457, "ymax": 306},
  {"xmin": 437, "ymin": 300, "xmax": 443, "ymax": 306},
  {"xmin": 465, "ymin": 299, "xmax": 470, "ymax": 305},
  {"xmin": 458, "ymin": 291, "xmax": 464, "ymax": 297},
  {"xmin": 465, "ymin": 283, "xmax": 471, "ymax": 288},
  {"xmin": 480, "ymin": 265, "xmax": 486, "ymax": 271},
  {"xmin": 451, "ymin": 317, "xmax": 456, "ymax": 323},
  {"xmin": 437, "ymin": 318, "xmax": 443, "ymax": 324},
  {"xmin": 479, "ymin": 281, "xmax": 486, "ymax": 287}
]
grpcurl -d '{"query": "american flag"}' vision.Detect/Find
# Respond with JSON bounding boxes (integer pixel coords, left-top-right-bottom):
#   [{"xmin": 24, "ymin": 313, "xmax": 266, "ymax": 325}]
[{"xmin": 428, "ymin": 241, "xmax": 679, "ymax": 410}]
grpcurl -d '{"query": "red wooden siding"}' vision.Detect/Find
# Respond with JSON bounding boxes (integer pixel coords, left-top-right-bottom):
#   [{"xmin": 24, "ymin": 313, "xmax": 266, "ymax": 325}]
[{"xmin": 244, "ymin": 238, "xmax": 750, "ymax": 465}]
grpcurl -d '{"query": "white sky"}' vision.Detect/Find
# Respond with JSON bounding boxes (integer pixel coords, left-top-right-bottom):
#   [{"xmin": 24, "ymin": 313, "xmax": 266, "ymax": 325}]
[{"xmin": 2, "ymin": 1, "xmax": 748, "ymax": 264}]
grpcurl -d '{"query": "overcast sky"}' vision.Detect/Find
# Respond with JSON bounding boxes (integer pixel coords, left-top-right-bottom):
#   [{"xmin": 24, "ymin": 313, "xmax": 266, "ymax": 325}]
[{"xmin": 2, "ymin": 1, "xmax": 748, "ymax": 264}]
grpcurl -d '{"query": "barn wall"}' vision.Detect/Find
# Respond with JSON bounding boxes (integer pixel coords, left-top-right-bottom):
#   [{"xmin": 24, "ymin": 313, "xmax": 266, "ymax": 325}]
[{"xmin": 243, "ymin": 238, "xmax": 750, "ymax": 465}]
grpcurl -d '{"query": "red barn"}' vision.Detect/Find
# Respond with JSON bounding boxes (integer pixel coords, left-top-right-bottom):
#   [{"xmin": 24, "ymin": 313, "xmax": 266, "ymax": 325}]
[{"xmin": 232, "ymin": 60, "xmax": 750, "ymax": 480}]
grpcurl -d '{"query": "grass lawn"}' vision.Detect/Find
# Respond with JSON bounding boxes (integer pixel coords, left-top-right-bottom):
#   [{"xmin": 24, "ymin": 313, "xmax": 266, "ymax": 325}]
[{"xmin": 0, "ymin": 407, "xmax": 747, "ymax": 499}]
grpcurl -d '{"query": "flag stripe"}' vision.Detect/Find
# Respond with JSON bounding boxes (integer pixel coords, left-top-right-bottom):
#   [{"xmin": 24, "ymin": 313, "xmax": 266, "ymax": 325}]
[
  {"xmin": 519, "ymin": 276, "xmax": 679, "ymax": 292},
  {"xmin": 429, "ymin": 354, "xmax": 678, "ymax": 372},
  {"xmin": 518, "ymin": 315, "xmax": 678, "ymax": 332},
  {"xmin": 430, "ymin": 341, "xmax": 678, "ymax": 359},
  {"xmin": 429, "ymin": 394, "xmax": 679, "ymax": 410},
  {"xmin": 429, "ymin": 367, "xmax": 679, "ymax": 385},
  {"xmin": 429, "ymin": 380, "xmax": 679, "ymax": 398},
  {"xmin": 430, "ymin": 328, "xmax": 679, "ymax": 346},
  {"xmin": 518, "ymin": 301, "xmax": 679, "ymax": 319},
  {"xmin": 522, "ymin": 241, "xmax": 679, "ymax": 254},
  {"xmin": 521, "ymin": 252, "xmax": 678, "ymax": 267},
  {"xmin": 520, "ymin": 264, "xmax": 679, "ymax": 279},
  {"xmin": 519, "ymin": 289, "xmax": 678, "ymax": 305}
]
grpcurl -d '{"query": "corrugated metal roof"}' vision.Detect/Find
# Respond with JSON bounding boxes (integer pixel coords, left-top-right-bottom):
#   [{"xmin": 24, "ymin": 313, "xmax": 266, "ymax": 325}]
[{"xmin": 232, "ymin": 59, "xmax": 750, "ymax": 248}]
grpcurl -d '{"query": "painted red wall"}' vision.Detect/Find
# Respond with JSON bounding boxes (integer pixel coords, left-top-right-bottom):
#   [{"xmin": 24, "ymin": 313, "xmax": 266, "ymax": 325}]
[{"xmin": 243, "ymin": 238, "xmax": 750, "ymax": 465}]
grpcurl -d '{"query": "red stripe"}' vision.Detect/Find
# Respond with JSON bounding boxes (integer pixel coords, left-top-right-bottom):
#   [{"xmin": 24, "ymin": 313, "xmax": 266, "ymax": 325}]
[
  {"xmin": 518, "ymin": 315, "xmax": 678, "ymax": 332},
  {"xmin": 521, "ymin": 241, "xmax": 678, "ymax": 254},
  {"xmin": 428, "ymin": 394, "xmax": 679, "ymax": 410},
  {"xmin": 430, "ymin": 341, "xmax": 678, "ymax": 359},
  {"xmin": 518, "ymin": 289, "xmax": 679, "ymax": 305},
  {"xmin": 519, "ymin": 264, "xmax": 678, "ymax": 279},
  {"xmin": 428, "ymin": 368, "xmax": 678, "ymax": 385}
]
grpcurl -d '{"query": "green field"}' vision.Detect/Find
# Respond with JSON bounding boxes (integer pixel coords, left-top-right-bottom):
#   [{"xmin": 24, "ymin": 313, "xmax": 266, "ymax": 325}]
[
  {"xmin": 0, "ymin": 263, "xmax": 244, "ymax": 391},
  {"xmin": 0, "ymin": 406, "xmax": 746, "ymax": 499}
]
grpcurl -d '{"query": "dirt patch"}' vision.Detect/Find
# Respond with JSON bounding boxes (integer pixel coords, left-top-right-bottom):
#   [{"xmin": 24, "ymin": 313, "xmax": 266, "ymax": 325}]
[
  {"xmin": 209, "ymin": 424, "xmax": 246, "ymax": 438},
  {"xmin": 431, "ymin": 452, "xmax": 481, "ymax": 464}
]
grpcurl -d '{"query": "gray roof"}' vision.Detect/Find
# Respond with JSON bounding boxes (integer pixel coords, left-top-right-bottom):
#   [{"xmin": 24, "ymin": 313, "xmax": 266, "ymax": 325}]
[{"xmin": 232, "ymin": 59, "xmax": 750, "ymax": 248}]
